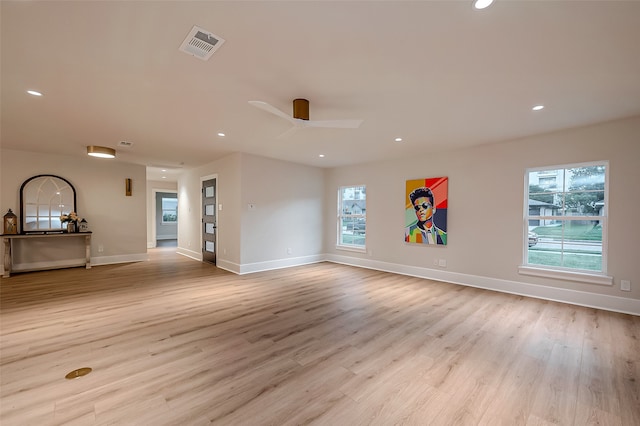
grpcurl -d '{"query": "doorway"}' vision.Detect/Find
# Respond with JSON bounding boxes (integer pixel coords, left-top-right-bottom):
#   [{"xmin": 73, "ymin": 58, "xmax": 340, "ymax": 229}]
[
  {"xmin": 155, "ymin": 191, "xmax": 177, "ymax": 248},
  {"xmin": 202, "ymin": 178, "xmax": 216, "ymax": 265}
]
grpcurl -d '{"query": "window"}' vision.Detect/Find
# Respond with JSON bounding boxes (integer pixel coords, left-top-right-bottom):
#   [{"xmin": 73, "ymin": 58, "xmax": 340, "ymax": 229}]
[
  {"xmin": 523, "ymin": 162, "xmax": 608, "ymax": 278},
  {"xmin": 161, "ymin": 197, "xmax": 178, "ymax": 223},
  {"xmin": 337, "ymin": 185, "xmax": 366, "ymax": 249}
]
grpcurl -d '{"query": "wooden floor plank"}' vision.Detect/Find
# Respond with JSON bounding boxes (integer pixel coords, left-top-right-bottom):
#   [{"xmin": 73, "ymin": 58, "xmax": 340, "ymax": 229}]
[{"xmin": 1, "ymin": 247, "xmax": 638, "ymax": 425}]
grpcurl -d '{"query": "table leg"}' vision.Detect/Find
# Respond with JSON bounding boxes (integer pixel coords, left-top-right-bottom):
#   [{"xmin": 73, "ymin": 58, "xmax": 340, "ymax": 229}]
[
  {"xmin": 3, "ymin": 237, "xmax": 11, "ymax": 278},
  {"xmin": 85, "ymin": 235, "xmax": 91, "ymax": 269}
]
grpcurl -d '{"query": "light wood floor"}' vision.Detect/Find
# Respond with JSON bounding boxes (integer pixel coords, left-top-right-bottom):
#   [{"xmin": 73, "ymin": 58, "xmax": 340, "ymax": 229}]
[{"xmin": 1, "ymin": 248, "xmax": 638, "ymax": 425}]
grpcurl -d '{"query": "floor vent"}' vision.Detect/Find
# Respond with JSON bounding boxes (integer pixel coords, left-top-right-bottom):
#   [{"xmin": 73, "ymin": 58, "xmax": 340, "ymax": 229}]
[
  {"xmin": 179, "ymin": 26, "xmax": 225, "ymax": 61},
  {"xmin": 65, "ymin": 367, "xmax": 92, "ymax": 380}
]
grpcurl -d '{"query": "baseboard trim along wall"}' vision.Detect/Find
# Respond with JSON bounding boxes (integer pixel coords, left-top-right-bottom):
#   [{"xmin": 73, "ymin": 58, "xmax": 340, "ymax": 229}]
[
  {"xmin": 215, "ymin": 259, "xmax": 240, "ymax": 274},
  {"xmin": 5, "ymin": 253, "xmax": 149, "ymax": 273},
  {"xmin": 211, "ymin": 252, "xmax": 639, "ymax": 315},
  {"xmin": 9, "ymin": 258, "xmax": 87, "ymax": 273},
  {"xmin": 91, "ymin": 253, "xmax": 148, "ymax": 266},
  {"xmin": 326, "ymin": 254, "xmax": 640, "ymax": 317},
  {"xmin": 4, "ymin": 248, "xmax": 636, "ymax": 315},
  {"xmin": 176, "ymin": 247, "xmax": 201, "ymax": 261},
  {"xmin": 238, "ymin": 254, "xmax": 325, "ymax": 275}
]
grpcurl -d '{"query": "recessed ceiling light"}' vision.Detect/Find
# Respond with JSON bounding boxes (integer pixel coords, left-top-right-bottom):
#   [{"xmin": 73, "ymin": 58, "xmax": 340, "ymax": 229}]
[
  {"xmin": 161, "ymin": 169, "xmax": 167, "ymax": 172},
  {"xmin": 473, "ymin": 0, "xmax": 494, "ymax": 10},
  {"xmin": 162, "ymin": 176, "xmax": 167, "ymax": 179},
  {"xmin": 395, "ymin": 137, "xmax": 403, "ymax": 142},
  {"xmin": 319, "ymin": 154, "xmax": 325, "ymax": 158},
  {"xmin": 217, "ymin": 132, "xmax": 225, "ymax": 137},
  {"xmin": 27, "ymin": 90, "xmax": 42, "ymax": 96},
  {"xmin": 532, "ymin": 105, "xmax": 544, "ymax": 111}
]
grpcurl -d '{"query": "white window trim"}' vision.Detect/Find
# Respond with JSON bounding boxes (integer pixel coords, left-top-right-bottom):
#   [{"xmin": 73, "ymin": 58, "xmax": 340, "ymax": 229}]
[
  {"xmin": 161, "ymin": 196, "xmax": 178, "ymax": 224},
  {"xmin": 335, "ymin": 245, "xmax": 367, "ymax": 253},
  {"xmin": 518, "ymin": 265, "xmax": 613, "ymax": 286},
  {"xmin": 337, "ymin": 184, "xmax": 366, "ymax": 251},
  {"xmin": 522, "ymin": 160, "xmax": 609, "ymax": 283}
]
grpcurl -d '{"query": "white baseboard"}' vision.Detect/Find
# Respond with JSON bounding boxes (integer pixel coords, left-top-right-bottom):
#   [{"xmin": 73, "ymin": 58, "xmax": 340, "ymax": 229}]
[
  {"xmin": 6, "ymin": 253, "xmax": 148, "ymax": 273},
  {"xmin": 326, "ymin": 254, "xmax": 640, "ymax": 316},
  {"xmin": 175, "ymin": 249, "xmax": 240, "ymax": 274},
  {"xmin": 10, "ymin": 258, "xmax": 87, "ymax": 273},
  {"xmin": 238, "ymin": 254, "xmax": 325, "ymax": 275},
  {"xmin": 91, "ymin": 253, "xmax": 148, "ymax": 266},
  {"xmin": 4, "ymin": 247, "xmax": 636, "ymax": 316},
  {"xmin": 176, "ymin": 247, "xmax": 201, "ymax": 261},
  {"xmin": 216, "ymin": 258, "xmax": 240, "ymax": 274}
]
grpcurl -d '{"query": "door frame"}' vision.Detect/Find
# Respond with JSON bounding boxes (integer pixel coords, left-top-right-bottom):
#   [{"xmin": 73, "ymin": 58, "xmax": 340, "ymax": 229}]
[
  {"xmin": 200, "ymin": 173, "xmax": 218, "ymax": 262},
  {"xmin": 150, "ymin": 188, "xmax": 178, "ymax": 248}
]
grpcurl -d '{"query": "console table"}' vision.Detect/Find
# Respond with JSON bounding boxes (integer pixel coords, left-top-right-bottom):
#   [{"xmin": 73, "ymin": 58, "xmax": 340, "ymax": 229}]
[{"xmin": 2, "ymin": 232, "xmax": 92, "ymax": 278}]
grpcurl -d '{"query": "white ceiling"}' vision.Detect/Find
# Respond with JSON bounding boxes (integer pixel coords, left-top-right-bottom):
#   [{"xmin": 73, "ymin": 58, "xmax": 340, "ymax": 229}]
[{"xmin": 2, "ymin": 1, "xmax": 640, "ymax": 181}]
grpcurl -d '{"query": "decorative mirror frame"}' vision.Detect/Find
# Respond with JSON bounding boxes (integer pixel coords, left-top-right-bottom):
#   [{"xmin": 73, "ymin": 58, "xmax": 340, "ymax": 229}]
[{"xmin": 19, "ymin": 174, "xmax": 77, "ymax": 234}]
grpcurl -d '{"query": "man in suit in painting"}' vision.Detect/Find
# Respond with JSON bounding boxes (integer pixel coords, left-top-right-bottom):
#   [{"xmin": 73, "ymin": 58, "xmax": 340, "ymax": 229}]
[{"xmin": 405, "ymin": 186, "xmax": 447, "ymax": 245}]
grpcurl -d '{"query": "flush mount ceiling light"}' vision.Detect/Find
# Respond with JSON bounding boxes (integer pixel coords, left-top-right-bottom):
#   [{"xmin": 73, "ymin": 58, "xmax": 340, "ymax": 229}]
[
  {"xmin": 473, "ymin": 0, "xmax": 494, "ymax": 10},
  {"xmin": 87, "ymin": 146, "xmax": 116, "ymax": 159}
]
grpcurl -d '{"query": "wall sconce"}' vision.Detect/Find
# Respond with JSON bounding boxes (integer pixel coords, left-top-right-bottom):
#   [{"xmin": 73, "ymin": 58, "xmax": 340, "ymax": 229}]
[
  {"xmin": 87, "ymin": 146, "xmax": 116, "ymax": 158},
  {"xmin": 125, "ymin": 178, "xmax": 132, "ymax": 196}
]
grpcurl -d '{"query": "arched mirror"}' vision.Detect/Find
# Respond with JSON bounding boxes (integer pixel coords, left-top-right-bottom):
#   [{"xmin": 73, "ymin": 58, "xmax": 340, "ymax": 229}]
[{"xmin": 20, "ymin": 175, "xmax": 76, "ymax": 234}]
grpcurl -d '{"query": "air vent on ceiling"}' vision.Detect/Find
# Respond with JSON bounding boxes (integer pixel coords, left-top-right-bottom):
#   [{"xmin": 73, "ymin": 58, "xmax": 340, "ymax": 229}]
[
  {"xmin": 118, "ymin": 141, "xmax": 133, "ymax": 147},
  {"xmin": 179, "ymin": 26, "xmax": 225, "ymax": 61}
]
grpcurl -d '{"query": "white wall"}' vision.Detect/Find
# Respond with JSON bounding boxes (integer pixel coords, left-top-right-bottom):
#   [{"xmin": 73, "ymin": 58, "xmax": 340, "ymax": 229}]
[
  {"xmin": 1, "ymin": 149, "xmax": 147, "ymax": 267},
  {"xmin": 239, "ymin": 154, "xmax": 324, "ymax": 272},
  {"xmin": 177, "ymin": 152, "xmax": 242, "ymax": 268},
  {"xmin": 324, "ymin": 116, "xmax": 640, "ymax": 313},
  {"xmin": 3, "ymin": 118, "xmax": 638, "ymax": 314},
  {"xmin": 176, "ymin": 153, "xmax": 324, "ymax": 274}
]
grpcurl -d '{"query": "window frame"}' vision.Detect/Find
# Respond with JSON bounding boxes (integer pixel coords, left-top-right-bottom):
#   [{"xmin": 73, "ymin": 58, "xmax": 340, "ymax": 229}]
[
  {"xmin": 161, "ymin": 196, "xmax": 178, "ymax": 224},
  {"xmin": 520, "ymin": 161, "xmax": 612, "ymax": 285},
  {"xmin": 337, "ymin": 184, "xmax": 366, "ymax": 252}
]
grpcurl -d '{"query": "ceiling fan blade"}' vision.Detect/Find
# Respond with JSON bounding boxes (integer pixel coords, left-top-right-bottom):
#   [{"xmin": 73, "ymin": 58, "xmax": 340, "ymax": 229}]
[
  {"xmin": 305, "ymin": 119, "xmax": 363, "ymax": 129},
  {"xmin": 276, "ymin": 126, "xmax": 301, "ymax": 139},
  {"xmin": 248, "ymin": 100, "xmax": 295, "ymax": 124}
]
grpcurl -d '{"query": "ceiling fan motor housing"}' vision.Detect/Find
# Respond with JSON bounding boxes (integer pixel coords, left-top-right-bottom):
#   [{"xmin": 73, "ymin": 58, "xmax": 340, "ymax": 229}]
[{"xmin": 293, "ymin": 99, "xmax": 310, "ymax": 120}]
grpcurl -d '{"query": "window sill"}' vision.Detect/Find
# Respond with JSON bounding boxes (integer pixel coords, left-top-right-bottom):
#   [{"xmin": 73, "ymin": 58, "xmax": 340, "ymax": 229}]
[
  {"xmin": 518, "ymin": 265, "xmax": 613, "ymax": 286},
  {"xmin": 336, "ymin": 245, "xmax": 366, "ymax": 254}
]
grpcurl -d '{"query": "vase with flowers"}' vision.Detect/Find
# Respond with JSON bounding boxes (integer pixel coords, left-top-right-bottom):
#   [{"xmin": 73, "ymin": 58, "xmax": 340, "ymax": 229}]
[{"xmin": 60, "ymin": 211, "xmax": 80, "ymax": 232}]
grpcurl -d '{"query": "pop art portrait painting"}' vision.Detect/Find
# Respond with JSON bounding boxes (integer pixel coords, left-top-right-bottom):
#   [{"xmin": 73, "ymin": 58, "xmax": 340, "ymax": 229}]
[{"xmin": 405, "ymin": 177, "xmax": 448, "ymax": 245}]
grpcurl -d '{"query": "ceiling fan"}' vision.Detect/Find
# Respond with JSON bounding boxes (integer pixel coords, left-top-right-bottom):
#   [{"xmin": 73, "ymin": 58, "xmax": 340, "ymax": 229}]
[{"xmin": 248, "ymin": 98, "xmax": 363, "ymax": 138}]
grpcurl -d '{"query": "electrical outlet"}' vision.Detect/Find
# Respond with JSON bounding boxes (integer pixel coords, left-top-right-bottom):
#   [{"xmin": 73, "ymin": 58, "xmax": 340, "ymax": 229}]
[
  {"xmin": 438, "ymin": 259, "xmax": 447, "ymax": 267},
  {"xmin": 98, "ymin": 245, "xmax": 104, "ymax": 253},
  {"xmin": 621, "ymin": 280, "xmax": 631, "ymax": 292},
  {"xmin": 433, "ymin": 259, "xmax": 438, "ymax": 266},
  {"xmin": 287, "ymin": 248, "xmax": 292, "ymax": 255}
]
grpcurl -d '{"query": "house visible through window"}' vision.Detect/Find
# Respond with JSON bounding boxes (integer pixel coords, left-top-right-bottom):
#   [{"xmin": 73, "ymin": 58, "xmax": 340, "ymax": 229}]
[
  {"xmin": 162, "ymin": 197, "xmax": 178, "ymax": 223},
  {"xmin": 337, "ymin": 185, "xmax": 366, "ymax": 249},
  {"xmin": 525, "ymin": 162, "xmax": 607, "ymax": 274}
]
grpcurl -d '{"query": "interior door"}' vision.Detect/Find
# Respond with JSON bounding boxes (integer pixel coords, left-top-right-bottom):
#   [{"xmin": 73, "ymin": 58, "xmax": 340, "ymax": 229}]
[{"xmin": 202, "ymin": 178, "xmax": 216, "ymax": 265}]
